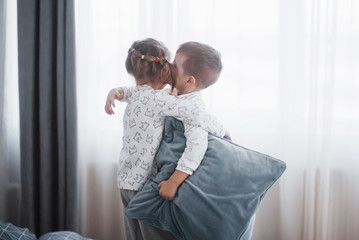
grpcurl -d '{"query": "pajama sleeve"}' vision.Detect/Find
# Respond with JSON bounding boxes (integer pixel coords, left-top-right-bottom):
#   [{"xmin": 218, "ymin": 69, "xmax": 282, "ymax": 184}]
[
  {"xmin": 175, "ymin": 112, "xmax": 225, "ymax": 175},
  {"xmin": 119, "ymin": 86, "xmax": 136, "ymax": 103},
  {"xmin": 202, "ymin": 113, "xmax": 226, "ymax": 138},
  {"xmin": 154, "ymin": 93, "xmax": 212, "ymax": 175},
  {"xmin": 175, "ymin": 124, "xmax": 208, "ymax": 175}
]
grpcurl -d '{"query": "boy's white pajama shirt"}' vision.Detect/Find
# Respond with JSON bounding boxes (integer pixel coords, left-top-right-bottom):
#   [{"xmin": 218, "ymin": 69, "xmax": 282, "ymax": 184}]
[{"xmin": 118, "ymin": 84, "xmax": 225, "ymax": 191}]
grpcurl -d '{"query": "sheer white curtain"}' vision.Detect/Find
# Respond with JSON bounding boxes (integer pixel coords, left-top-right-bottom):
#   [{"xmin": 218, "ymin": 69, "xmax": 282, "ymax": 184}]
[
  {"xmin": 0, "ymin": 0, "xmax": 6, "ymax": 221},
  {"xmin": 75, "ymin": 0, "xmax": 359, "ymax": 239},
  {"xmin": 0, "ymin": 0, "xmax": 21, "ymax": 224}
]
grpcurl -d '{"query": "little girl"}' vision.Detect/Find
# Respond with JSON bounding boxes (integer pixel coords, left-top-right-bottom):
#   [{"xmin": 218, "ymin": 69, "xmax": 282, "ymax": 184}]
[{"xmin": 106, "ymin": 38, "xmax": 225, "ymax": 240}]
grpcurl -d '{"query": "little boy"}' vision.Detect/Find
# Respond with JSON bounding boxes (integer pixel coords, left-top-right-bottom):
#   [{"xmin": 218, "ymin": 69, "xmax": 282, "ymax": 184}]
[{"xmin": 158, "ymin": 42, "xmax": 228, "ymax": 200}]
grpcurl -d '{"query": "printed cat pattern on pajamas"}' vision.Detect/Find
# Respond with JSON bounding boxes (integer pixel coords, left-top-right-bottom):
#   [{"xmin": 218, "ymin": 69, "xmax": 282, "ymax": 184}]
[{"xmin": 117, "ymin": 85, "xmax": 226, "ymax": 190}]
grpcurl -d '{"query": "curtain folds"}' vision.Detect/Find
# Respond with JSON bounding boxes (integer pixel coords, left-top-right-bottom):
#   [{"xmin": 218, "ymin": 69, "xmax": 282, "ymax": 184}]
[
  {"xmin": 1, "ymin": 0, "xmax": 21, "ymax": 226},
  {"xmin": 0, "ymin": 1, "xmax": 4, "ymax": 125},
  {"xmin": 17, "ymin": 0, "xmax": 77, "ymax": 236},
  {"xmin": 0, "ymin": 0, "xmax": 7, "ymax": 222}
]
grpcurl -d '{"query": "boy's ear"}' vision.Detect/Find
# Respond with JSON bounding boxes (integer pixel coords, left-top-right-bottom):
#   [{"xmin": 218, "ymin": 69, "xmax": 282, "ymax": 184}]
[{"xmin": 186, "ymin": 76, "xmax": 196, "ymax": 86}]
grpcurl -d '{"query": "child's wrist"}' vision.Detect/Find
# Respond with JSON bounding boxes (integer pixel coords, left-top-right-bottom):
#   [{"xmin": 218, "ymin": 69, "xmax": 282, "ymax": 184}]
[
  {"xmin": 168, "ymin": 170, "xmax": 188, "ymax": 187},
  {"xmin": 170, "ymin": 179, "xmax": 182, "ymax": 188}
]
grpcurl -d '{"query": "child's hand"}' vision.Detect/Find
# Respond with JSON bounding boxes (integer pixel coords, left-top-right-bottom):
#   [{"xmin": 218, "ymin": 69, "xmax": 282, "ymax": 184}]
[
  {"xmin": 224, "ymin": 130, "xmax": 232, "ymax": 140},
  {"xmin": 158, "ymin": 170, "xmax": 188, "ymax": 200},
  {"xmin": 104, "ymin": 88, "xmax": 124, "ymax": 115},
  {"xmin": 158, "ymin": 180, "xmax": 179, "ymax": 201}
]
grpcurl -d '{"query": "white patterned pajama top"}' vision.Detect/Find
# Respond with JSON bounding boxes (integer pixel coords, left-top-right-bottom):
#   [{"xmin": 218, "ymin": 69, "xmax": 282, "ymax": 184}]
[{"xmin": 118, "ymin": 84, "xmax": 225, "ymax": 190}]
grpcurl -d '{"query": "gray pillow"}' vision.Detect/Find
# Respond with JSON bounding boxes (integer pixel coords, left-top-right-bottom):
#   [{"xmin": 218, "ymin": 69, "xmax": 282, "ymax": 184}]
[
  {"xmin": 125, "ymin": 117, "xmax": 286, "ymax": 240},
  {"xmin": 0, "ymin": 221, "xmax": 37, "ymax": 240}
]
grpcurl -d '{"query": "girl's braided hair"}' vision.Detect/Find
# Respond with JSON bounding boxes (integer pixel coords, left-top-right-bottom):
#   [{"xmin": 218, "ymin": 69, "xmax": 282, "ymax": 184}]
[{"xmin": 125, "ymin": 38, "xmax": 177, "ymax": 89}]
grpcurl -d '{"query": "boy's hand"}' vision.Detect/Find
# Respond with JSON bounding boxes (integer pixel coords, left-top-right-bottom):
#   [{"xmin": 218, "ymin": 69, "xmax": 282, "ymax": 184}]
[
  {"xmin": 158, "ymin": 170, "xmax": 189, "ymax": 200},
  {"xmin": 158, "ymin": 180, "xmax": 179, "ymax": 201},
  {"xmin": 104, "ymin": 88, "xmax": 124, "ymax": 115}
]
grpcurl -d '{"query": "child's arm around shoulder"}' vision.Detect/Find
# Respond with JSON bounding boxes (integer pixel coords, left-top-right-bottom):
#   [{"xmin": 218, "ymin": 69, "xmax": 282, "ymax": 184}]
[
  {"xmin": 203, "ymin": 113, "xmax": 230, "ymax": 139},
  {"xmin": 104, "ymin": 86, "xmax": 135, "ymax": 115},
  {"xmin": 156, "ymin": 92, "xmax": 230, "ymax": 138}
]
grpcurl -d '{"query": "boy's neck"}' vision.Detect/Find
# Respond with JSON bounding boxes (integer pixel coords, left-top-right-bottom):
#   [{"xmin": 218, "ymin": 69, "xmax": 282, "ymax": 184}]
[{"xmin": 177, "ymin": 86, "xmax": 201, "ymax": 96}]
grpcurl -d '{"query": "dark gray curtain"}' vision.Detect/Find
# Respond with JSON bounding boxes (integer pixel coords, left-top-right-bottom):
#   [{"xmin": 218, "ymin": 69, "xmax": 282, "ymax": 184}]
[{"xmin": 17, "ymin": 0, "xmax": 77, "ymax": 236}]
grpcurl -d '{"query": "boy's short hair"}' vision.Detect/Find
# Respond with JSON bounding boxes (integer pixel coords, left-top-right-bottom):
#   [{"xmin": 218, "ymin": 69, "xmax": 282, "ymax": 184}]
[{"xmin": 176, "ymin": 42, "xmax": 222, "ymax": 89}]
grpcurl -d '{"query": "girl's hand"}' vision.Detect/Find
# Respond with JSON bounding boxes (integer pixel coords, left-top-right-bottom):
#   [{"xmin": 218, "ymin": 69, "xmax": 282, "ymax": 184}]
[
  {"xmin": 224, "ymin": 130, "xmax": 232, "ymax": 140},
  {"xmin": 104, "ymin": 88, "xmax": 124, "ymax": 115}
]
